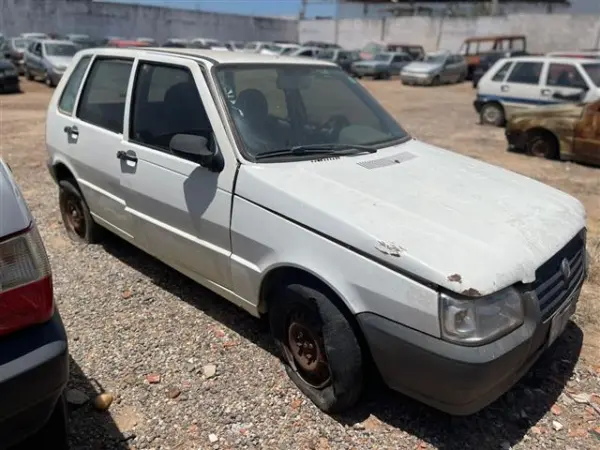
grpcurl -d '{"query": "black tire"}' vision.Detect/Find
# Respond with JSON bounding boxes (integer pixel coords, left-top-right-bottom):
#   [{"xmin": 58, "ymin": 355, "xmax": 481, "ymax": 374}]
[
  {"xmin": 25, "ymin": 67, "xmax": 34, "ymax": 81},
  {"xmin": 480, "ymin": 102, "xmax": 505, "ymax": 127},
  {"xmin": 45, "ymin": 71, "xmax": 56, "ymax": 88},
  {"xmin": 269, "ymin": 281, "xmax": 364, "ymax": 413},
  {"xmin": 58, "ymin": 179, "xmax": 102, "ymax": 244},
  {"xmin": 431, "ymin": 75, "xmax": 440, "ymax": 86},
  {"xmin": 526, "ymin": 131, "xmax": 559, "ymax": 160},
  {"xmin": 23, "ymin": 394, "xmax": 68, "ymax": 449}
]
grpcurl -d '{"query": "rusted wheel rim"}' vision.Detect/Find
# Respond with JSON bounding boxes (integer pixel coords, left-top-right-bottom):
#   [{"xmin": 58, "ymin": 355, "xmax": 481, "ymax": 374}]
[
  {"xmin": 284, "ymin": 310, "xmax": 331, "ymax": 389},
  {"xmin": 64, "ymin": 195, "xmax": 86, "ymax": 238},
  {"xmin": 530, "ymin": 138, "xmax": 548, "ymax": 157}
]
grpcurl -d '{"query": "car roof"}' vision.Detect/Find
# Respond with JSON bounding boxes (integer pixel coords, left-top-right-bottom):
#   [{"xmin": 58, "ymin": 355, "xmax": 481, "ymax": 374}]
[
  {"xmin": 37, "ymin": 39, "xmax": 76, "ymax": 45},
  {"xmin": 501, "ymin": 55, "xmax": 598, "ymax": 64},
  {"xmin": 78, "ymin": 47, "xmax": 338, "ymax": 66}
]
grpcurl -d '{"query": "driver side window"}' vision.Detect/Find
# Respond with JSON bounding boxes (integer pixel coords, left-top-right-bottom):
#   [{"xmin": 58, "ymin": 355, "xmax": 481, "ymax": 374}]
[{"xmin": 130, "ymin": 62, "xmax": 213, "ymax": 154}]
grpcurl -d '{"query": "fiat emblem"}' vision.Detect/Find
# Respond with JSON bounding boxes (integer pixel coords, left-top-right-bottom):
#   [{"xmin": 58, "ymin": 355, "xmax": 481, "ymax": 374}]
[{"xmin": 561, "ymin": 258, "xmax": 572, "ymax": 280}]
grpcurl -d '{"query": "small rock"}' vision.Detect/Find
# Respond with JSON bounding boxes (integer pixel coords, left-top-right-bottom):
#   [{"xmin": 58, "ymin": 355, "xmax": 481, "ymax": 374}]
[
  {"xmin": 146, "ymin": 373, "xmax": 161, "ymax": 384},
  {"xmin": 290, "ymin": 398, "xmax": 303, "ymax": 409},
  {"xmin": 203, "ymin": 364, "xmax": 217, "ymax": 379},
  {"xmin": 208, "ymin": 433, "xmax": 218, "ymax": 443},
  {"xmin": 92, "ymin": 393, "xmax": 114, "ymax": 411},
  {"xmin": 121, "ymin": 289, "xmax": 133, "ymax": 299},
  {"xmin": 551, "ymin": 404, "xmax": 562, "ymax": 415},
  {"xmin": 552, "ymin": 421, "xmax": 564, "ymax": 431},
  {"xmin": 558, "ymin": 393, "xmax": 575, "ymax": 406},
  {"xmin": 530, "ymin": 426, "xmax": 543, "ymax": 435},
  {"xmin": 571, "ymin": 393, "xmax": 591, "ymax": 404},
  {"xmin": 568, "ymin": 428, "xmax": 588, "ymax": 438},
  {"xmin": 66, "ymin": 388, "xmax": 89, "ymax": 406},
  {"xmin": 223, "ymin": 341, "xmax": 238, "ymax": 348},
  {"xmin": 168, "ymin": 388, "xmax": 181, "ymax": 399}
]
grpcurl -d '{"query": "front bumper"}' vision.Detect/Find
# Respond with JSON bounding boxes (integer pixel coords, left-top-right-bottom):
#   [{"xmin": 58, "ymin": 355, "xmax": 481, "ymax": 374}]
[
  {"xmin": 358, "ymin": 238, "xmax": 587, "ymax": 415},
  {"xmin": 0, "ymin": 310, "xmax": 69, "ymax": 448},
  {"xmin": 505, "ymin": 129, "xmax": 527, "ymax": 152},
  {"xmin": 400, "ymin": 73, "xmax": 434, "ymax": 85},
  {"xmin": 352, "ymin": 67, "xmax": 384, "ymax": 77}
]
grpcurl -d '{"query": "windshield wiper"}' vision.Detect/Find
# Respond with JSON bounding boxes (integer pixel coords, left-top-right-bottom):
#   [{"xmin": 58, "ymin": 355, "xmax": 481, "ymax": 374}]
[{"xmin": 254, "ymin": 143, "xmax": 377, "ymax": 161}]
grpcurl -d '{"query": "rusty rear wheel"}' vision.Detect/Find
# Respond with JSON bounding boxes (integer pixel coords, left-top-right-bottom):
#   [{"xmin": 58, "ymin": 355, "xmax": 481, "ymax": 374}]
[
  {"xmin": 526, "ymin": 131, "xmax": 559, "ymax": 160},
  {"xmin": 58, "ymin": 179, "xmax": 101, "ymax": 244}
]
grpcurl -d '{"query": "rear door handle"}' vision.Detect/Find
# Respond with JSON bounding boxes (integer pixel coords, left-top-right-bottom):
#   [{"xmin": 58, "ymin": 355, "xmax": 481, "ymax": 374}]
[
  {"xmin": 500, "ymin": 85, "xmax": 509, "ymax": 92},
  {"xmin": 116, "ymin": 150, "xmax": 138, "ymax": 163},
  {"xmin": 64, "ymin": 125, "xmax": 79, "ymax": 137}
]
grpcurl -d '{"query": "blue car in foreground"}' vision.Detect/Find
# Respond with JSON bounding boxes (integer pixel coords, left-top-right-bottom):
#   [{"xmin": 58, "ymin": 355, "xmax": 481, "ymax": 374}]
[{"xmin": 0, "ymin": 159, "xmax": 69, "ymax": 449}]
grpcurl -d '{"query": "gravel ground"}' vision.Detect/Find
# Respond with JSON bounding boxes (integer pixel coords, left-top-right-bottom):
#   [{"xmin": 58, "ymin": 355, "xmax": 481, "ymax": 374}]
[{"xmin": 2, "ymin": 79, "xmax": 600, "ymax": 450}]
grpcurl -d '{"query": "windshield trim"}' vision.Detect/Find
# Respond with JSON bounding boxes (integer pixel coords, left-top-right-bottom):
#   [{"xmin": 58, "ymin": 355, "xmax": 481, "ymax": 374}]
[
  {"xmin": 210, "ymin": 62, "xmax": 410, "ymax": 163},
  {"xmin": 43, "ymin": 42, "xmax": 77, "ymax": 56},
  {"xmin": 582, "ymin": 62, "xmax": 600, "ymax": 87}
]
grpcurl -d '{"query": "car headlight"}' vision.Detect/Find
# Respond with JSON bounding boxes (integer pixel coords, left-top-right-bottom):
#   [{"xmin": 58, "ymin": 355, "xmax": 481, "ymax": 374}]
[
  {"xmin": 52, "ymin": 64, "xmax": 66, "ymax": 71},
  {"xmin": 440, "ymin": 287, "xmax": 524, "ymax": 345}
]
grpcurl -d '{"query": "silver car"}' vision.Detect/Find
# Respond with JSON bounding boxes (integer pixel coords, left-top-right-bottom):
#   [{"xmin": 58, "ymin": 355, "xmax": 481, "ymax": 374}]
[
  {"xmin": 24, "ymin": 39, "xmax": 78, "ymax": 87},
  {"xmin": 351, "ymin": 52, "xmax": 413, "ymax": 80},
  {"xmin": 400, "ymin": 51, "xmax": 467, "ymax": 86}
]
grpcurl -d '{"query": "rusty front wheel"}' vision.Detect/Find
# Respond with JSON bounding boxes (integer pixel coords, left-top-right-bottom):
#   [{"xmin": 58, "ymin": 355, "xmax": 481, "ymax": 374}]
[
  {"xmin": 269, "ymin": 282, "xmax": 364, "ymax": 413},
  {"xmin": 58, "ymin": 179, "xmax": 101, "ymax": 244}
]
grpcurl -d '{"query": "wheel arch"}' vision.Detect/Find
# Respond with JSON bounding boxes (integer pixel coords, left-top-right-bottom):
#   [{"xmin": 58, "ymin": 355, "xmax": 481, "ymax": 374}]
[
  {"xmin": 258, "ymin": 265, "xmax": 373, "ymax": 362},
  {"xmin": 525, "ymin": 126, "xmax": 562, "ymax": 158}
]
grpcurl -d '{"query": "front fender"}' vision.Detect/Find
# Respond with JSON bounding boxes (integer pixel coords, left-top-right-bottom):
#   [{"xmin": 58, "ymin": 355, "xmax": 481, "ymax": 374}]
[{"xmin": 229, "ymin": 196, "xmax": 441, "ymax": 338}]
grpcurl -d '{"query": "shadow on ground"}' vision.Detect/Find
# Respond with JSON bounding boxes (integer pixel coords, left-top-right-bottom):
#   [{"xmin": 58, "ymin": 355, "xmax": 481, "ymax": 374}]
[
  {"xmin": 101, "ymin": 233, "xmax": 583, "ymax": 450},
  {"xmin": 66, "ymin": 356, "xmax": 130, "ymax": 450}
]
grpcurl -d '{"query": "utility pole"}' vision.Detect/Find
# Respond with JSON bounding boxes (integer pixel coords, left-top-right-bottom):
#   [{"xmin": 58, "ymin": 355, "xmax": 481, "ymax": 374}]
[
  {"xmin": 490, "ymin": 0, "xmax": 499, "ymax": 16},
  {"xmin": 299, "ymin": 0, "xmax": 307, "ymax": 20}
]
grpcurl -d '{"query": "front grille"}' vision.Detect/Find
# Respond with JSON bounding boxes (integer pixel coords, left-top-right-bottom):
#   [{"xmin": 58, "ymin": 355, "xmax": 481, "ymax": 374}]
[{"xmin": 533, "ymin": 230, "xmax": 586, "ymax": 322}]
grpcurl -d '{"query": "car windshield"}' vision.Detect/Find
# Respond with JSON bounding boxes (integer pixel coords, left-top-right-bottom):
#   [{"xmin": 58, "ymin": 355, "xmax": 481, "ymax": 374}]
[
  {"xmin": 215, "ymin": 64, "xmax": 408, "ymax": 159},
  {"xmin": 374, "ymin": 53, "xmax": 391, "ymax": 62},
  {"xmin": 423, "ymin": 53, "xmax": 447, "ymax": 64},
  {"xmin": 13, "ymin": 38, "xmax": 28, "ymax": 49},
  {"xmin": 583, "ymin": 63, "xmax": 600, "ymax": 86},
  {"xmin": 44, "ymin": 43, "xmax": 77, "ymax": 56}
]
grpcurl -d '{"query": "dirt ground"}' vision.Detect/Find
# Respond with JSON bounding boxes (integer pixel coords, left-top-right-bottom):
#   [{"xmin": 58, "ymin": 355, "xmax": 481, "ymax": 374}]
[{"xmin": 1, "ymin": 79, "xmax": 599, "ymax": 449}]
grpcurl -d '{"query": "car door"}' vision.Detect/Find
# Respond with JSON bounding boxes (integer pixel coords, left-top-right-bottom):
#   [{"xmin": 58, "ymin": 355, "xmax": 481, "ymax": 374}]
[
  {"xmin": 119, "ymin": 55, "xmax": 238, "ymax": 291},
  {"xmin": 27, "ymin": 42, "xmax": 40, "ymax": 75},
  {"xmin": 442, "ymin": 55, "xmax": 458, "ymax": 82},
  {"xmin": 501, "ymin": 60, "xmax": 546, "ymax": 115},
  {"xmin": 59, "ymin": 56, "xmax": 136, "ymax": 238},
  {"xmin": 573, "ymin": 100, "xmax": 600, "ymax": 164},
  {"xmin": 390, "ymin": 55, "xmax": 405, "ymax": 75},
  {"xmin": 542, "ymin": 62, "xmax": 591, "ymax": 104}
]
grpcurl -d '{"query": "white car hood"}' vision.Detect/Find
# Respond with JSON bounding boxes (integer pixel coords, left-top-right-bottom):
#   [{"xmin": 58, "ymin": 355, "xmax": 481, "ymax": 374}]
[{"xmin": 236, "ymin": 139, "xmax": 586, "ymax": 296}]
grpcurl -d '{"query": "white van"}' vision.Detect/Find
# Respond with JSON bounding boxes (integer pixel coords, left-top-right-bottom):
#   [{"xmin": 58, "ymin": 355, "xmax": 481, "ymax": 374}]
[
  {"xmin": 46, "ymin": 47, "xmax": 588, "ymax": 416},
  {"xmin": 475, "ymin": 56, "xmax": 600, "ymax": 126}
]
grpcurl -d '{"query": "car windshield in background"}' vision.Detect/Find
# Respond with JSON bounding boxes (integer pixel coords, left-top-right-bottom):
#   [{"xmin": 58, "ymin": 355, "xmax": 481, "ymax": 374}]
[
  {"xmin": 374, "ymin": 53, "xmax": 391, "ymax": 62},
  {"xmin": 215, "ymin": 64, "xmax": 408, "ymax": 159},
  {"xmin": 583, "ymin": 63, "xmax": 600, "ymax": 86},
  {"xmin": 424, "ymin": 54, "xmax": 446, "ymax": 64},
  {"xmin": 44, "ymin": 43, "xmax": 77, "ymax": 56},
  {"xmin": 13, "ymin": 38, "xmax": 28, "ymax": 49},
  {"xmin": 280, "ymin": 47, "xmax": 296, "ymax": 55}
]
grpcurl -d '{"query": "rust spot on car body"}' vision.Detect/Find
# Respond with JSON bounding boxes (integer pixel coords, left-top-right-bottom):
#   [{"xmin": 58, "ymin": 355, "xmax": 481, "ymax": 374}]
[
  {"xmin": 462, "ymin": 288, "xmax": 482, "ymax": 297},
  {"xmin": 447, "ymin": 273, "xmax": 462, "ymax": 283}
]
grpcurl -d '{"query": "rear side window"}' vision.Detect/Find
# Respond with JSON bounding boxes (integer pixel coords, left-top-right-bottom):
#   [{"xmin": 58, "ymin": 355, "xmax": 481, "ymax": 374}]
[
  {"xmin": 506, "ymin": 61, "xmax": 543, "ymax": 85},
  {"xmin": 77, "ymin": 58, "xmax": 133, "ymax": 134},
  {"xmin": 492, "ymin": 61, "xmax": 512, "ymax": 82},
  {"xmin": 546, "ymin": 63, "xmax": 587, "ymax": 89},
  {"xmin": 58, "ymin": 55, "xmax": 92, "ymax": 114}
]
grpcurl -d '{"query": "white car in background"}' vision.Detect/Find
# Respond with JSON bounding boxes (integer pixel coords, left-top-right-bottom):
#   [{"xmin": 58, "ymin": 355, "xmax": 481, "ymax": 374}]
[
  {"xmin": 261, "ymin": 43, "xmax": 300, "ymax": 56},
  {"xmin": 475, "ymin": 55, "xmax": 600, "ymax": 126},
  {"xmin": 242, "ymin": 41, "xmax": 276, "ymax": 54}
]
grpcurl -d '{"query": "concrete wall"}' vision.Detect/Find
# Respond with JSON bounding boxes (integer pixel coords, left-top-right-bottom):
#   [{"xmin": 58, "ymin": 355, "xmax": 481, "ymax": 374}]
[
  {"xmin": 300, "ymin": 14, "xmax": 600, "ymax": 53},
  {"xmin": 0, "ymin": 0, "xmax": 298, "ymax": 42}
]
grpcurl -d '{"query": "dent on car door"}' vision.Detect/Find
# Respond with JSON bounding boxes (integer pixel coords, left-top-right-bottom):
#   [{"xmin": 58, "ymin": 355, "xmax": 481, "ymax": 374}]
[
  {"xmin": 68, "ymin": 57, "xmax": 136, "ymax": 238},
  {"xmin": 120, "ymin": 59, "xmax": 236, "ymax": 290},
  {"xmin": 573, "ymin": 101, "xmax": 600, "ymax": 164}
]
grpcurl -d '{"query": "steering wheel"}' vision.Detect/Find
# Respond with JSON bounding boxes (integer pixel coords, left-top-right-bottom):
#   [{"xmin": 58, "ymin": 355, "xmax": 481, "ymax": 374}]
[{"xmin": 321, "ymin": 114, "xmax": 350, "ymax": 141}]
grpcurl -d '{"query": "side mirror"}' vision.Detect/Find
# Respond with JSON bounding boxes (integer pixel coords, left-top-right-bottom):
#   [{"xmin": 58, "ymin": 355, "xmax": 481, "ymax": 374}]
[{"xmin": 169, "ymin": 134, "xmax": 224, "ymax": 173}]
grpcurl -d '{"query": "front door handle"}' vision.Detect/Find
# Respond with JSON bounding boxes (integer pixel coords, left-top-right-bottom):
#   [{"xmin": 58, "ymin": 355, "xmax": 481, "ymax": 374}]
[
  {"xmin": 541, "ymin": 89, "xmax": 551, "ymax": 96},
  {"xmin": 500, "ymin": 85, "xmax": 509, "ymax": 92},
  {"xmin": 64, "ymin": 125, "xmax": 79, "ymax": 137},
  {"xmin": 116, "ymin": 150, "xmax": 138, "ymax": 163}
]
